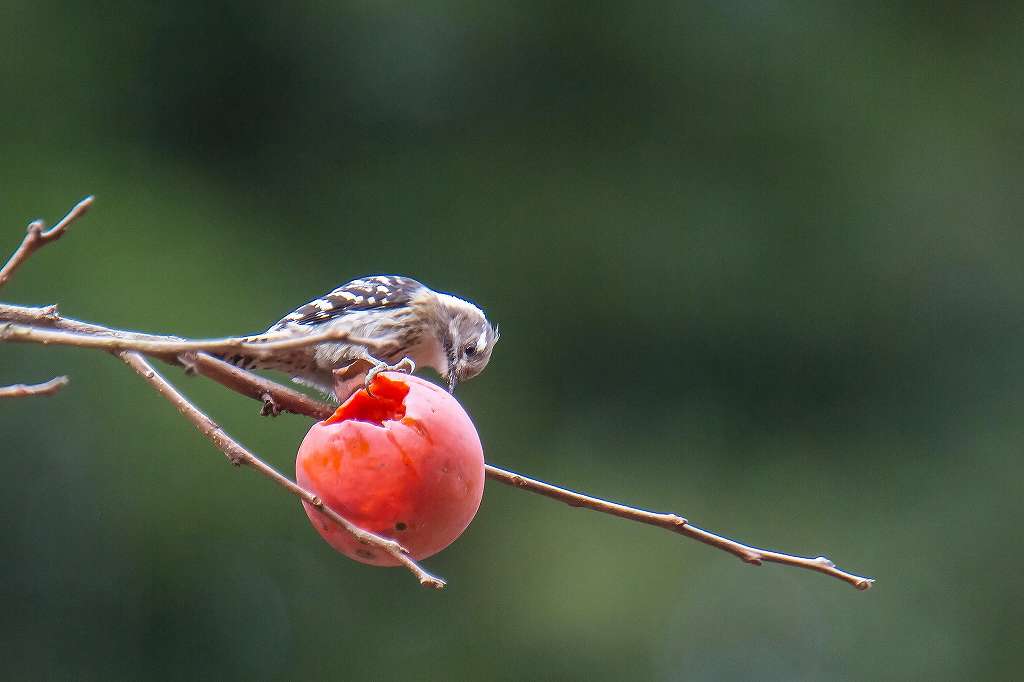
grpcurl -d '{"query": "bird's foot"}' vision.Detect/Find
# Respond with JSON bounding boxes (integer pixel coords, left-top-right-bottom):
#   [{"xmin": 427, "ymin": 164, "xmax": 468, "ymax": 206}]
[{"xmin": 365, "ymin": 357, "xmax": 416, "ymax": 394}]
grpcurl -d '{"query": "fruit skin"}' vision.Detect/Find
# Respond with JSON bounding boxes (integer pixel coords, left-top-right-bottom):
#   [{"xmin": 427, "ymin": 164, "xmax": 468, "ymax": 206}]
[{"xmin": 296, "ymin": 372, "xmax": 485, "ymax": 566}]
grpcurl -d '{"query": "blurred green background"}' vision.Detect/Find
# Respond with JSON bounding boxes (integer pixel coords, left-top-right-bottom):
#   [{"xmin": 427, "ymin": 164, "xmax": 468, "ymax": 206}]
[{"xmin": 2, "ymin": 3, "xmax": 1022, "ymax": 680}]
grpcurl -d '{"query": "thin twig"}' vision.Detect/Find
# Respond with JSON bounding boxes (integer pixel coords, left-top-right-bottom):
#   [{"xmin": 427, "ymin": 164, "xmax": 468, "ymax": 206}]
[
  {"xmin": 0, "ymin": 375, "xmax": 69, "ymax": 398},
  {"xmin": 0, "ymin": 322, "xmax": 392, "ymax": 358},
  {"xmin": 0, "ymin": 302, "xmax": 386, "ymax": 361},
  {"xmin": 482, "ymin": 466, "xmax": 874, "ymax": 590},
  {"xmin": 0, "ymin": 199, "xmax": 88, "ymax": 400},
  {"xmin": 118, "ymin": 351, "xmax": 445, "ymax": 590},
  {"xmin": 2, "ymin": 196, "xmax": 874, "ymax": 591},
  {"xmin": 0, "ymin": 302, "xmax": 114, "ymax": 334},
  {"xmin": 0, "ymin": 196, "xmax": 93, "ymax": 289},
  {"xmin": 0, "ymin": 195, "xmax": 436, "ymax": 585},
  {"xmin": 155, "ymin": 353, "xmax": 874, "ymax": 590},
  {"xmin": 180, "ymin": 352, "xmax": 333, "ymax": 418},
  {"xmin": 1, "ymin": 200, "xmax": 442, "ymax": 588}
]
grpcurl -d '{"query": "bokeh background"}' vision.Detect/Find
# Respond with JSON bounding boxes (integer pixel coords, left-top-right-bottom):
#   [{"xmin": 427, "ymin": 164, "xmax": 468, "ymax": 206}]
[{"xmin": 2, "ymin": 3, "xmax": 1022, "ymax": 680}]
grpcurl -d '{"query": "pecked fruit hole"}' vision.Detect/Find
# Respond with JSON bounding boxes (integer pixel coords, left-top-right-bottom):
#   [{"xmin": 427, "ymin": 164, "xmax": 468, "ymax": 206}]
[{"xmin": 324, "ymin": 373, "xmax": 410, "ymax": 427}]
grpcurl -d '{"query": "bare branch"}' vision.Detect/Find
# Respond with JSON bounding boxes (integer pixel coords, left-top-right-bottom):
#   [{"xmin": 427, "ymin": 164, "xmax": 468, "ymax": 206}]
[
  {"xmin": 0, "ymin": 302, "xmax": 114, "ymax": 334},
  {"xmin": 0, "ymin": 198, "xmax": 93, "ymax": 392},
  {"xmin": 181, "ymin": 352, "xmax": 334, "ymax": 418},
  {"xmin": 2, "ymin": 196, "xmax": 874, "ymax": 592},
  {"xmin": 167, "ymin": 356, "xmax": 874, "ymax": 590},
  {"xmin": 0, "ymin": 375, "xmax": 69, "ymax": 398},
  {"xmin": 482, "ymin": 465, "xmax": 874, "ymax": 590},
  {"xmin": 118, "ymin": 351, "xmax": 445, "ymax": 590},
  {"xmin": 0, "ymin": 196, "xmax": 93, "ymax": 289},
  {"xmin": 0, "ymin": 321, "xmax": 393, "ymax": 359}
]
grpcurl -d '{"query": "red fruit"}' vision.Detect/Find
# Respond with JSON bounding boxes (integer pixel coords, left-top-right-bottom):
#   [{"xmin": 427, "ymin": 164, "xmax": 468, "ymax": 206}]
[{"xmin": 296, "ymin": 372, "xmax": 485, "ymax": 566}]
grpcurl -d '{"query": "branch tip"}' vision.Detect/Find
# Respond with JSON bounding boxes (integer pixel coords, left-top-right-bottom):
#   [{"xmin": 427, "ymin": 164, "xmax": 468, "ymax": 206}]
[
  {"xmin": 1, "ymin": 196, "xmax": 94, "ymax": 289},
  {"xmin": 0, "ymin": 375, "xmax": 70, "ymax": 399},
  {"xmin": 421, "ymin": 576, "xmax": 447, "ymax": 590}
]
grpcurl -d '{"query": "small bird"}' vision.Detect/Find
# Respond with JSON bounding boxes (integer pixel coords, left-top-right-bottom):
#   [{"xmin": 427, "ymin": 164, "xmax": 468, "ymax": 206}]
[{"xmin": 224, "ymin": 275, "xmax": 498, "ymax": 397}]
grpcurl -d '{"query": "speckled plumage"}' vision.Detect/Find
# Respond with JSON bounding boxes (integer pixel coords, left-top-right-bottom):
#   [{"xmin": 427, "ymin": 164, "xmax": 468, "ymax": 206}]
[{"xmin": 226, "ymin": 275, "xmax": 497, "ymax": 396}]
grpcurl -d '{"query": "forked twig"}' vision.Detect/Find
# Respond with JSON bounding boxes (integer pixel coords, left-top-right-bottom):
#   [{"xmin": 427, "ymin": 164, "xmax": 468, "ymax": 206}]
[
  {"xmin": 181, "ymin": 352, "xmax": 331, "ymax": 418},
  {"xmin": 119, "ymin": 351, "xmax": 445, "ymax": 589},
  {"xmin": 173, "ymin": 343, "xmax": 874, "ymax": 589},
  {"xmin": 0, "ymin": 198, "xmax": 445, "ymax": 589},
  {"xmin": 0, "ymin": 195, "xmax": 93, "ymax": 289},
  {"xmin": 1, "ymin": 197, "xmax": 874, "ymax": 591}
]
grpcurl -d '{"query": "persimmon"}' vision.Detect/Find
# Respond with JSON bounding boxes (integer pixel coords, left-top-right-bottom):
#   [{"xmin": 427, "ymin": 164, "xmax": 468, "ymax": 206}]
[{"xmin": 296, "ymin": 372, "xmax": 485, "ymax": 566}]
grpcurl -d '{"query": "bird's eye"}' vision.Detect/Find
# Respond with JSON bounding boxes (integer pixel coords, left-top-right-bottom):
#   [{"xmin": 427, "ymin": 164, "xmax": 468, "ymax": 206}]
[{"xmin": 463, "ymin": 345, "xmax": 476, "ymax": 358}]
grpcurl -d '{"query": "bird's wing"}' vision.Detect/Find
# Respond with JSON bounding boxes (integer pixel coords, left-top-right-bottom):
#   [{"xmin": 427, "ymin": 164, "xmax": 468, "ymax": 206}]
[{"xmin": 271, "ymin": 275, "xmax": 423, "ymax": 330}]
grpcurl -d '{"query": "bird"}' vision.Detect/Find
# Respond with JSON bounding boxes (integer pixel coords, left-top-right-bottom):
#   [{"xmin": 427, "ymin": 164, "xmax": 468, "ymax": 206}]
[{"xmin": 222, "ymin": 275, "xmax": 498, "ymax": 398}]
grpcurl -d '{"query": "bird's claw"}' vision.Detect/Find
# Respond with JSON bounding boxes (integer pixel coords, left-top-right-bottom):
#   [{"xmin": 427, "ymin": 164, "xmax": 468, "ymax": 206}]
[{"xmin": 365, "ymin": 357, "xmax": 416, "ymax": 395}]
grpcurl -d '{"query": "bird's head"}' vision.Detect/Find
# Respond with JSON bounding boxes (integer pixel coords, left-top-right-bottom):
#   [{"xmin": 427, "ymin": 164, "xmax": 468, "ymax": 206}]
[{"xmin": 437, "ymin": 293, "xmax": 499, "ymax": 392}]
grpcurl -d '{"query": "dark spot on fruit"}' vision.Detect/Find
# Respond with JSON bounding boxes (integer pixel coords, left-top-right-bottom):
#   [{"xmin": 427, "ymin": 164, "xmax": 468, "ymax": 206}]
[
  {"xmin": 395, "ymin": 521, "xmax": 407, "ymax": 531},
  {"xmin": 356, "ymin": 549, "xmax": 376, "ymax": 559}
]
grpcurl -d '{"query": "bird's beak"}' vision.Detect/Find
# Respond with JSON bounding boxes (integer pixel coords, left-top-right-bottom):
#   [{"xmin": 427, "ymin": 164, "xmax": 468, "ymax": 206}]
[{"xmin": 445, "ymin": 346, "xmax": 459, "ymax": 393}]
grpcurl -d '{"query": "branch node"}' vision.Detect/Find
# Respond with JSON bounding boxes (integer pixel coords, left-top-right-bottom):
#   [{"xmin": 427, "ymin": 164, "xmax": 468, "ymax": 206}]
[
  {"xmin": 259, "ymin": 392, "xmax": 282, "ymax": 417},
  {"xmin": 178, "ymin": 353, "xmax": 198, "ymax": 375},
  {"xmin": 669, "ymin": 515, "xmax": 688, "ymax": 528},
  {"xmin": 1, "ymin": 196, "xmax": 94, "ymax": 289}
]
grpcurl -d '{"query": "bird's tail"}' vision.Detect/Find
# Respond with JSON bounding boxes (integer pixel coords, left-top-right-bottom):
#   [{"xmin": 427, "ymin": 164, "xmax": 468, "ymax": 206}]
[{"xmin": 209, "ymin": 330, "xmax": 295, "ymax": 372}]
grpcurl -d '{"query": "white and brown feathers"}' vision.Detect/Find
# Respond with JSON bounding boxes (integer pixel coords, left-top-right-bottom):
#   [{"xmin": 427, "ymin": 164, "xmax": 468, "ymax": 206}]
[
  {"xmin": 272, "ymin": 275, "xmax": 425, "ymax": 329},
  {"xmin": 224, "ymin": 275, "xmax": 497, "ymax": 396}
]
